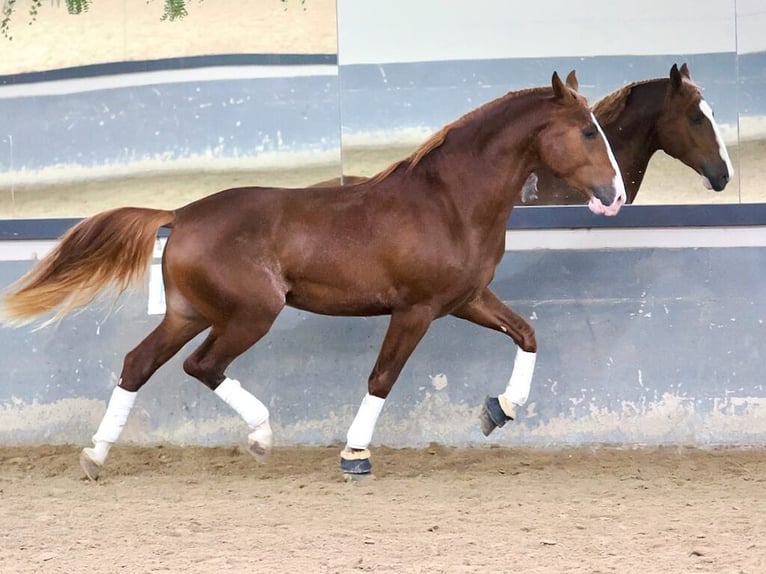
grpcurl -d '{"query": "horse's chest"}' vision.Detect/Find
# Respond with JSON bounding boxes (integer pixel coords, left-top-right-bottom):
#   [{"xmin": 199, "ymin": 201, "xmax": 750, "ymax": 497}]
[
  {"xmin": 472, "ymin": 234, "xmax": 506, "ymax": 271},
  {"xmin": 443, "ymin": 248, "xmax": 501, "ymax": 301}
]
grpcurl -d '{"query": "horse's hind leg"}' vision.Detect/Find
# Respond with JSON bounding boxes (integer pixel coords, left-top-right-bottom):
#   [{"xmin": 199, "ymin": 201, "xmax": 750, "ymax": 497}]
[
  {"xmin": 341, "ymin": 305, "xmax": 434, "ymax": 478},
  {"xmin": 182, "ymin": 301, "xmax": 284, "ymax": 462},
  {"xmin": 80, "ymin": 312, "xmax": 208, "ymax": 480},
  {"xmin": 451, "ymin": 288, "xmax": 537, "ymax": 436}
]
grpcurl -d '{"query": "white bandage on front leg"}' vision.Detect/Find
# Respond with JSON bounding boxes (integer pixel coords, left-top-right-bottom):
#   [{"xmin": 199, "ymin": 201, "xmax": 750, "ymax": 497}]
[
  {"xmin": 88, "ymin": 385, "xmax": 137, "ymax": 464},
  {"xmin": 346, "ymin": 393, "xmax": 385, "ymax": 450},
  {"xmin": 499, "ymin": 349, "xmax": 536, "ymax": 419}
]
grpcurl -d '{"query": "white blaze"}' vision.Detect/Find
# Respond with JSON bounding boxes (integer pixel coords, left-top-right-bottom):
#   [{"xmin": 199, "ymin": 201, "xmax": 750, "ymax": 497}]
[
  {"xmin": 699, "ymin": 99, "xmax": 734, "ymax": 178},
  {"xmin": 584, "ymin": 112, "xmax": 626, "ymax": 216},
  {"xmin": 591, "ymin": 112, "xmax": 626, "ymax": 208}
]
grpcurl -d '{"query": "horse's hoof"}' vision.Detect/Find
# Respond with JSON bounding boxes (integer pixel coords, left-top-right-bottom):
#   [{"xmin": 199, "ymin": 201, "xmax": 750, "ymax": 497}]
[
  {"xmin": 340, "ymin": 456, "xmax": 372, "ymax": 475},
  {"xmin": 247, "ymin": 440, "xmax": 270, "ymax": 462},
  {"xmin": 247, "ymin": 424, "xmax": 272, "ymax": 463},
  {"xmin": 480, "ymin": 395, "xmax": 513, "ymax": 437},
  {"xmin": 339, "ymin": 448, "xmax": 373, "ymax": 476},
  {"xmin": 79, "ymin": 448, "xmax": 102, "ymax": 481},
  {"xmin": 343, "ymin": 472, "xmax": 376, "ymax": 484}
]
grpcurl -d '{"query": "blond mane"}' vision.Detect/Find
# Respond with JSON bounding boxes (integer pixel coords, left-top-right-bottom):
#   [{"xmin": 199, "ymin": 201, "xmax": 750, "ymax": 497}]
[{"xmin": 368, "ymin": 86, "xmax": 550, "ymax": 184}]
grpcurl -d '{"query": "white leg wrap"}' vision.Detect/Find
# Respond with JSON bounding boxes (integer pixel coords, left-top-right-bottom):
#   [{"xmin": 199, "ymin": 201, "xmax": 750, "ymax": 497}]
[
  {"xmin": 346, "ymin": 393, "xmax": 385, "ymax": 450},
  {"xmin": 500, "ymin": 349, "xmax": 536, "ymax": 413},
  {"xmin": 214, "ymin": 377, "xmax": 269, "ymax": 429},
  {"xmin": 84, "ymin": 385, "xmax": 137, "ymax": 466},
  {"xmin": 91, "ymin": 385, "xmax": 136, "ymax": 447}
]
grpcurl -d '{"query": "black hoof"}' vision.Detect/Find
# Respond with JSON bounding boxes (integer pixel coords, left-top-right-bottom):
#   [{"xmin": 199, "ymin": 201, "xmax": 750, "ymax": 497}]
[
  {"xmin": 340, "ymin": 455, "xmax": 372, "ymax": 475},
  {"xmin": 479, "ymin": 395, "xmax": 513, "ymax": 437}
]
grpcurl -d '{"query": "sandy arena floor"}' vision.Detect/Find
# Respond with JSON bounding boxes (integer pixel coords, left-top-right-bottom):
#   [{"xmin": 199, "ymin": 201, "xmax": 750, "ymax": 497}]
[{"xmin": 1, "ymin": 444, "xmax": 764, "ymax": 573}]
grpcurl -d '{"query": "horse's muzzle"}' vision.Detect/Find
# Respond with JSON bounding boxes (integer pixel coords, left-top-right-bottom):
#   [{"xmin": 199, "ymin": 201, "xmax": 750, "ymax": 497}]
[
  {"xmin": 588, "ymin": 184, "xmax": 625, "ymax": 216},
  {"xmin": 701, "ymin": 158, "xmax": 733, "ymax": 192},
  {"xmin": 702, "ymin": 171, "xmax": 730, "ymax": 192}
]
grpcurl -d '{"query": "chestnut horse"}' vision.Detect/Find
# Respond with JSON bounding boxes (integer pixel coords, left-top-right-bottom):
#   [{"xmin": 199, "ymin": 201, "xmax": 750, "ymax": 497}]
[
  {"xmin": 318, "ymin": 64, "xmax": 733, "ymax": 206},
  {"xmin": 1, "ymin": 72, "xmax": 625, "ymax": 480}
]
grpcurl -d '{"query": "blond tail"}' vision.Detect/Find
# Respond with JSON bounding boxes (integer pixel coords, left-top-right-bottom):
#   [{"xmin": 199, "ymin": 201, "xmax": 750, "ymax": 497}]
[{"xmin": 1, "ymin": 207, "xmax": 174, "ymax": 326}]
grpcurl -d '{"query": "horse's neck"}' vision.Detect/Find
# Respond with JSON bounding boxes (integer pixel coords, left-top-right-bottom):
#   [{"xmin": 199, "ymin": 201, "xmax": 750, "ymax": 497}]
[
  {"xmin": 598, "ymin": 82, "xmax": 665, "ymax": 201},
  {"xmin": 432, "ymin": 115, "xmax": 537, "ymax": 229}
]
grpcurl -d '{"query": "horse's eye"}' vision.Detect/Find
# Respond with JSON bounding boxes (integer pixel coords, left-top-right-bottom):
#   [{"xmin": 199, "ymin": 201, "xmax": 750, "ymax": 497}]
[
  {"xmin": 690, "ymin": 114, "xmax": 704, "ymax": 126},
  {"xmin": 582, "ymin": 127, "xmax": 598, "ymax": 140}
]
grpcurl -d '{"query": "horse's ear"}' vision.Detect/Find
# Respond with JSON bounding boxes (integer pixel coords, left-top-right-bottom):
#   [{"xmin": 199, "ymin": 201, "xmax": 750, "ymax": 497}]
[
  {"xmin": 551, "ymin": 71, "xmax": 574, "ymax": 102},
  {"xmin": 669, "ymin": 63, "xmax": 683, "ymax": 92},
  {"xmin": 680, "ymin": 62, "xmax": 691, "ymax": 79},
  {"xmin": 565, "ymin": 70, "xmax": 579, "ymax": 92}
]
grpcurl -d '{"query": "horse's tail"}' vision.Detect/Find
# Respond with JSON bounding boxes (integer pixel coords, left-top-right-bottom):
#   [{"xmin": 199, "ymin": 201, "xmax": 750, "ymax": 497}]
[{"xmin": 1, "ymin": 207, "xmax": 174, "ymax": 327}]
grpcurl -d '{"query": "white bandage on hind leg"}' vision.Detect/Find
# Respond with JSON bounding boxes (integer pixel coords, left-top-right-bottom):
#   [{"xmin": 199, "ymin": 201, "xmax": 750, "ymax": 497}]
[
  {"xmin": 346, "ymin": 393, "xmax": 385, "ymax": 450},
  {"xmin": 214, "ymin": 377, "xmax": 269, "ymax": 429},
  {"xmin": 499, "ymin": 349, "xmax": 536, "ymax": 417},
  {"xmin": 90, "ymin": 385, "xmax": 137, "ymax": 463}
]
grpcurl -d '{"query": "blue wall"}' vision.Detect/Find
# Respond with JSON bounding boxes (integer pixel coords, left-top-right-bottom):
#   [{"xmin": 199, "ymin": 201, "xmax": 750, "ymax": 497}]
[
  {"xmin": 0, "ymin": 51, "xmax": 754, "ymax": 175},
  {"xmin": 1, "ymin": 246, "xmax": 764, "ymax": 447},
  {"xmin": 0, "ymin": 56, "xmax": 341, "ymax": 173},
  {"xmin": 0, "ymin": 49, "xmax": 764, "ymax": 448},
  {"xmin": 340, "ymin": 53, "xmax": 740, "ymax": 140}
]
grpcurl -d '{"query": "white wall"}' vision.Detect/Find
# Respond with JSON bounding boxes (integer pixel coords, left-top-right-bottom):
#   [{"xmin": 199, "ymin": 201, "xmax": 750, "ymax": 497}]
[
  {"xmin": 337, "ymin": 0, "xmax": 736, "ymax": 65},
  {"xmin": 736, "ymin": 0, "xmax": 766, "ymax": 54}
]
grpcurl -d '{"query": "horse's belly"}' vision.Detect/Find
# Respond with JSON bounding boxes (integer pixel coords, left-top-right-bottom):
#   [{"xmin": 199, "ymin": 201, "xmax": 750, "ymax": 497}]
[
  {"xmin": 285, "ymin": 283, "xmax": 392, "ymax": 317},
  {"xmin": 283, "ymin": 263, "xmax": 487, "ymax": 318}
]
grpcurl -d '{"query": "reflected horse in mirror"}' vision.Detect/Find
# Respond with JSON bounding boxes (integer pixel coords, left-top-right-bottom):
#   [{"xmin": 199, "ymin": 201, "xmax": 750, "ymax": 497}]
[
  {"xmin": 319, "ymin": 64, "xmax": 733, "ymax": 206},
  {"xmin": 520, "ymin": 63, "xmax": 734, "ymax": 205},
  {"xmin": 1, "ymin": 72, "xmax": 625, "ymax": 481}
]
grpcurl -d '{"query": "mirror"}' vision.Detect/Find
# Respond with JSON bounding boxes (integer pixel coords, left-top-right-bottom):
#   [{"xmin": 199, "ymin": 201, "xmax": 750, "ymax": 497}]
[
  {"xmin": 0, "ymin": 0, "xmax": 754, "ymax": 222},
  {"xmin": 336, "ymin": 0, "xmax": 740, "ymax": 208},
  {"xmin": 736, "ymin": 0, "xmax": 766, "ymax": 204},
  {"xmin": 0, "ymin": 0, "xmax": 341, "ymax": 219}
]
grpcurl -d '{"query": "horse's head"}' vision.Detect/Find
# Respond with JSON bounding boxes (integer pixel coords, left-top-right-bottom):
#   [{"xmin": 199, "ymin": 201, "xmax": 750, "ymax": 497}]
[
  {"xmin": 656, "ymin": 63, "xmax": 733, "ymax": 192},
  {"xmin": 536, "ymin": 71, "xmax": 626, "ymax": 216}
]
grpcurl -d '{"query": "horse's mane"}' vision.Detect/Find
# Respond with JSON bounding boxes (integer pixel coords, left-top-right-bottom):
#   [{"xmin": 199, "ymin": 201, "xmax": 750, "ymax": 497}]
[
  {"xmin": 592, "ymin": 78, "xmax": 669, "ymax": 125},
  {"xmin": 368, "ymin": 87, "xmax": 550, "ymax": 184}
]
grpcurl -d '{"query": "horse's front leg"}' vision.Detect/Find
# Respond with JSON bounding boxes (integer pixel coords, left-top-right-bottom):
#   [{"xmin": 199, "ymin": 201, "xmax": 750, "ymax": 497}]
[
  {"xmin": 341, "ymin": 305, "xmax": 434, "ymax": 480},
  {"xmin": 451, "ymin": 288, "xmax": 537, "ymax": 436}
]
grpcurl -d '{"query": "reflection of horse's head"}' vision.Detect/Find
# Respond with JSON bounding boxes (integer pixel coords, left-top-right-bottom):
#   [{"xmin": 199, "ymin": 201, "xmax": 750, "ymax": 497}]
[
  {"xmin": 657, "ymin": 63, "xmax": 734, "ymax": 192},
  {"xmin": 536, "ymin": 71, "xmax": 626, "ymax": 215}
]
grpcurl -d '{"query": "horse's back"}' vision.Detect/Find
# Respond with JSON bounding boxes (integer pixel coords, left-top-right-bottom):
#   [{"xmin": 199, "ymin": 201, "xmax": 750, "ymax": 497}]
[
  {"xmin": 166, "ymin": 183, "xmax": 386, "ymax": 274},
  {"xmin": 162, "ymin": 179, "xmax": 482, "ymax": 317}
]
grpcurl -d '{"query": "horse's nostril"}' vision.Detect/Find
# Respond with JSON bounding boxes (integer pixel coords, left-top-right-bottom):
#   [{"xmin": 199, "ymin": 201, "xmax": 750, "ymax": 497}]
[
  {"xmin": 592, "ymin": 185, "xmax": 617, "ymax": 206},
  {"xmin": 713, "ymin": 172, "xmax": 730, "ymax": 192}
]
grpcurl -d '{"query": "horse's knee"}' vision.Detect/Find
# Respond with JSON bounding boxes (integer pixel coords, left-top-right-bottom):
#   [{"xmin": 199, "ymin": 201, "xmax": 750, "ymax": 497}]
[
  {"xmin": 520, "ymin": 332, "xmax": 537, "ymax": 354},
  {"xmin": 515, "ymin": 326, "xmax": 537, "ymax": 354},
  {"xmin": 504, "ymin": 315, "xmax": 537, "ymax": 353}
]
